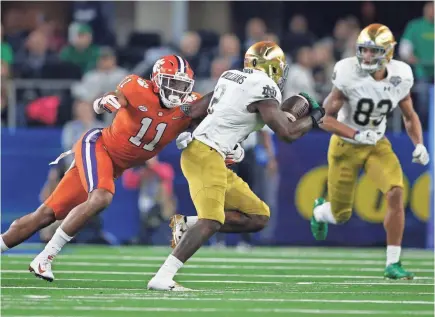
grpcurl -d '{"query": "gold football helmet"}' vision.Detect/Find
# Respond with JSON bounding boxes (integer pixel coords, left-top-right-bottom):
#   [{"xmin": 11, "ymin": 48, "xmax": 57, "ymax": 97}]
[
  {"xmin": 244, "ymin": 41, "xmax": 289, "ymax": 92},
  {"xmin": 356, "ymin": 23, "xmax": 396, "ymax": 73}
]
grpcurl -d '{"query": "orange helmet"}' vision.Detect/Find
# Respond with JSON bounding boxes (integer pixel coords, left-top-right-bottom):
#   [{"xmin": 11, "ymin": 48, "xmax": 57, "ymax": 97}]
[{"xmin": 151, "ymin": 55, "xmax": 195, "ymax": 108}]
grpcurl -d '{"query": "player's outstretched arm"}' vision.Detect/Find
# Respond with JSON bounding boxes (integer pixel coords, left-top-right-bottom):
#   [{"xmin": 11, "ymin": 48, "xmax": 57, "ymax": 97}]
[
  {"xmin": 320, "ymin": 86, "xmax": 357, "ymax": 139},
  {"xmin": 254, "ymin": 99, "xmax": 321, "ymax": 143},
  {"xmin": 399, "ymin": 93, "xmax": 429, "ymax": 165},
  {"xmin": 181, "ymin": 91, "xmax": 214, "ymax": 120}
]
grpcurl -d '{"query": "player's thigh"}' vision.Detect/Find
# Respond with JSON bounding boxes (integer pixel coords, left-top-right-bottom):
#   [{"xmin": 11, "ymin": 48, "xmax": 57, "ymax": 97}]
[
  {"xmin": 181, "ymin": 140, "xmax": 227, "ymax": 224},
  {"xmin": 225, "ymin": 169, "xmax": 269, "ymax": 218},
  {"xmin": 327, "ymin": 135, "xmax": 368, "ymax": 223},
  {"xmin": 44, "ymin": 165, "xmax": 88, "ymax": 220},
  {"xmin": 364, "ymin": 138, "xmax": 403, "ymax": 194},
  {"xmin": 74, "ymin": 128, "xmax": 115, "ymax": 194}
]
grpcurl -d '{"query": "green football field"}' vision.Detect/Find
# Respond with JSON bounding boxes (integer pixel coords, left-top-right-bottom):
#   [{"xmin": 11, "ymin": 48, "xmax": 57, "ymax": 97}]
[{"xmin": 1, "ymin": 244, "xmax": 434, "ymax": 317}]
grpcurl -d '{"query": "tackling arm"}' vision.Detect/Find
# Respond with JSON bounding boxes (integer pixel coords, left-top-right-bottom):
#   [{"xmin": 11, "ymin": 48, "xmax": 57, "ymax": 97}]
[
  {"xmin": 182, "ymin": 91, "xmax": 214, "ymax": 129},
  {"xmin": 182, "ymin": 91, "xmax": 213, "ymax": 119},
  {"xmin": 399, "ymin": 93, "xmax": 423, "ymax": 146},
  {"xmin": 319, "ymin": 86, "xmax": 357, "ymax": 139}
]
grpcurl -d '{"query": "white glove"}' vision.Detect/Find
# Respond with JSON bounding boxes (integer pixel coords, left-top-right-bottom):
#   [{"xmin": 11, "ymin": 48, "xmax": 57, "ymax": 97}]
[
  {"xmin": 176, "ymin": 132, "xmax": 193, "ymax": 150},
  {"xmin": 93, "ymin": 94, "xmax": 122, "ymax": 114},
  {"xmin": 412, "ymin": 144, "xmax": 430, "ymax": 166},
  {"xmin": 225, "ymin": 143, "xmax": 245, "ymax": 166},
  {"xmin": 93, "ymin": 97, "xmax": 105, "ymax": 114},
  {"xmin": 354, "ymin": 130, "xmax": 378, "ymax": 145}
]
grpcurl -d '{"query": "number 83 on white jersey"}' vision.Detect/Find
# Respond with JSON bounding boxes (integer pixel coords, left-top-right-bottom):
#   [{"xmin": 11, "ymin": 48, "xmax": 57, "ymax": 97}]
[{"xmin": 332, "ymin": 57, "xmax": 414, "ymax": 143}]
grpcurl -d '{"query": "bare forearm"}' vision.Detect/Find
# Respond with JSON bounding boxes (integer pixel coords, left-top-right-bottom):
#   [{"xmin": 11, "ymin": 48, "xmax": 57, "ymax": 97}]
[
  {"xmin": 188, "ymin": 92, "xmax": 213, "ymax": 119},
  {"xmin": 287, "ymin": 116, "xmax": 315, "ymax": 140},
  {"xmin": 404, "ymin": 114, "xmax": 423, "ymax": 145},
  {"xmin": 320, "ymin": 116, "xmax": 356, "ymax": 139}
]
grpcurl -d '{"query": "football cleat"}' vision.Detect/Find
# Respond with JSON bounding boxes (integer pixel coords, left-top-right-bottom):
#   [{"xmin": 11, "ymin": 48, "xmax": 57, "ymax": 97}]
[
  {"xmin": 384, "ymin": 262, "xmax": 415, "ymax": 280},
  {"xmin": 170, "ymin": 214, "xmax": 188, "ymax": 248},
  {"xmin": 311, "ymin": 197, "xmax": 328, "ymax": 241},
  {"xmin": 29, "ymin": 253, "xmax": 55, "ymax": 282},
  {"xmin": 147, "ymin": 277, "xmax": 191, "ymax": 291}
]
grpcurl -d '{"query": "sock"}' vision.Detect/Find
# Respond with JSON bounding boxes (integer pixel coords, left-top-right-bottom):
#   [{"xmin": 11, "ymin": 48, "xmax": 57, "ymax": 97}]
[
  {"xmin": 386, "ymin": 245, "xmax": 401, "ymax": 266},
  {"xmin": 185, "ymin": 216, "xmax": 198, "ymax": 228},
  {"xmin": 0, "ymin": 236, "xmax": 9, "ymax": 253},
  {"xmin": 43, "ymin": 227, "xmax": 73, "ymax": 258},
  {"xmin": 155, "ymin": 254, "xmax": 184, "ymax": 280},
  {"xmin": 313, "ymin": 202, "xmax": 337, "ymax": 224}
]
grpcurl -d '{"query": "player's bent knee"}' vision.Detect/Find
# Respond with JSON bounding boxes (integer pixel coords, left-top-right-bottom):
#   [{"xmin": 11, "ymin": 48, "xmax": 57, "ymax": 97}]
[
  {"xmin": 252, "ymin": 215, "xmax": 269, "ymax": 232},
  {"xmin": 199, "ymin": 214, "xmax": 225, "ymax": 226},
  {"xmin": 34, "ymin": 204, "xmax": 56, "ymax": 226},
  {"xmin": 88, "ymin": 189, "xmax": 113, "ymax": 211}
]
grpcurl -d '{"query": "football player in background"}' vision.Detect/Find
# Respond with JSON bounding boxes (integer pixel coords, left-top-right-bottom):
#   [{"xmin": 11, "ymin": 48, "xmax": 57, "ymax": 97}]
[
  {"xmin": 0, "ymin": 55, "xmax": 201, "ymax": 281},
  {"xmin": 148, "ymin": 41, "xmax": 326, "ymax": 291},
  {"xmin": 311, "ymin": 24, "xmax": 429, "ymax": 279}
]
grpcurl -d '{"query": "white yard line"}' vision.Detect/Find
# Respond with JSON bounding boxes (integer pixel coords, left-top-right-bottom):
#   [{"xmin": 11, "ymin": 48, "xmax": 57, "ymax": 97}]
[
  {"xmin": 3, "ymin": 260, "xmax": 434, "ymax": 273},
  {"xmin": 4, "ymin": 254, "xmax": 433, "ymax": 266},
  {"xmin": 2, "ymin": 295, "xmax": 433, "ymax": 305},
  {"xmin": 1, "ymin": 305, "xmax": 432, "ymax": 315},
  {"xmin": 5, "ymin": 277, "xmax": 431, "ymax": 285},
  {"xmin": 1, "ymin": 278, "xmax": 282, "ymax": 289},
  {"xmin": 1, "ymin": 286, "xmax": 150, "ymax": 291},
  {"xmin": 297, "ymin": 281, "xmax": 434, "ymax": 286},
  {"xmin": 7, "ymin": 245, "xmax": 435, "ymax": 259},
  {"xmin": 3, "ymin": 269, "xmax": 433, "ymax": 280},
  {"xmin": 3, "ymin": 289, "xmax": 433, "ymax": 298}
]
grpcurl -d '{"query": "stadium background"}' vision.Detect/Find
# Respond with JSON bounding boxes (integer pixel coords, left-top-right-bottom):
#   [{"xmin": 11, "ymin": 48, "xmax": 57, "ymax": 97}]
[{"xmin": 1, "ymin": 1, "xmax": 433, "ymax": 248}]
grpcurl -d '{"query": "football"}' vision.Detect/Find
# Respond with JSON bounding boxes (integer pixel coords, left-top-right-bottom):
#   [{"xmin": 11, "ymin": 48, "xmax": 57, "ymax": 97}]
[{"xmin": 281, "ymin": 95, "xmax": 310, "ymax": 122}]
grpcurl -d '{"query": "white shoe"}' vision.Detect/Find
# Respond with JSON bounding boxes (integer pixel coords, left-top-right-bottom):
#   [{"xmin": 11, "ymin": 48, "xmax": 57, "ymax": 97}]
[
  {"xmin": 29, "ymin": 252, "xmax": 55, "ymax": 282},
  {"xmin": 170, "ymin": 214, "xmax": 188, "ymax": 248},
  {"xmin": 147, "ymin": 277, "xmax": 191, "ymax": 291}
]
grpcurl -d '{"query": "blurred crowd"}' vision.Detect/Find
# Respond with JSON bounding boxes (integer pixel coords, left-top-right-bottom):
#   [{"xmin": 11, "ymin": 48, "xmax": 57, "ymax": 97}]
[
  {"xmin": 1, "ymin": 1, "xmax": 433, "ymax": 128},
  {"xmin": 1, "ymin": 1, "xmax": 433, "ymax": 247}
]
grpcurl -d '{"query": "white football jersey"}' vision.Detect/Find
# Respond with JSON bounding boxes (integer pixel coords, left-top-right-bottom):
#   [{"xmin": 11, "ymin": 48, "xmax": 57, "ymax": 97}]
[
  {"xmin": 193, "ymin": 69, "xmax": 282, "ymax": 157},
  {"xmin": 332, "ymin": 57, "xmax": 414, "ymax": 143}
]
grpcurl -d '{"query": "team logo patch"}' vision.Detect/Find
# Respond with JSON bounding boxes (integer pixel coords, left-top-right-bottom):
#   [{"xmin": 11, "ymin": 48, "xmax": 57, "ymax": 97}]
[
  {"xmin": 138, "ymin": 106, "xmax": 148, "ymax": 112},
  {"xmin": 158, "ymin": 112, "xmax": 163, "ymax": 117},
  {"xmin": 390, "ymin": 76, "xmax": 402, "ymax": 87},
  {"xmin": 262, "ymin": 85, "xmax": 277, "ymax": 98},
  {"xmin": 153, "ymin": 59, "xmax": 165, "ymax": 73}
]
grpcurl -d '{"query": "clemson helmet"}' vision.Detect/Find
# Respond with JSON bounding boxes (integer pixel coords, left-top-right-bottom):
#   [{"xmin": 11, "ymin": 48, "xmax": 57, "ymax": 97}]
[
  {"xmin": 244, "ymin": 41, "xmax": 289, "ymax": 92},
  {"xmin": 356, "ymin": 23, "xmax": 397, "ymax": 73},
  {"xmin": 151, "ymin": 55, "xmax": 195, "ymax": 108}
]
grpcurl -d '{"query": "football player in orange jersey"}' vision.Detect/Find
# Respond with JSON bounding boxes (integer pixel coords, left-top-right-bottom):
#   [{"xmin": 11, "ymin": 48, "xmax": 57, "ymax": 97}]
[{"xmin": 0, "ymin": 55, "xmax": 202, "ymax": 281}]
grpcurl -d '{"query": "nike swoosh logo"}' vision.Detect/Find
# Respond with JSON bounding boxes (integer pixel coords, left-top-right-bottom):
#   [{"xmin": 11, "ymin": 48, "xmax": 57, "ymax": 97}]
[
  {"xmin": 169, "ymin": 285, "xmax": 175, "ymax": 290},
  {"xmin": 172, "ymin": 116, "xmax": 183, "ymax": 120},
  {"xmin": 38, "ymin": 264, "xmax": 46, "ymax": 274}
]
